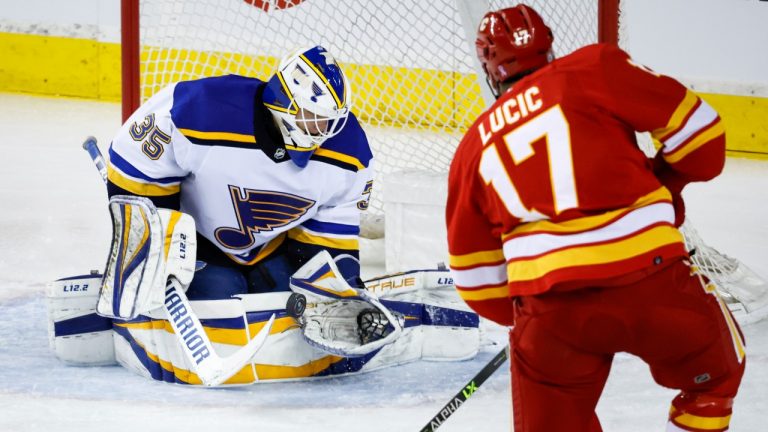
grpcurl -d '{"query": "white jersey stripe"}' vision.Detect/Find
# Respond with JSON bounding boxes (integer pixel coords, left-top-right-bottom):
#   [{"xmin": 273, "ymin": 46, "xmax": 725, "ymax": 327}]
[
  {"xmin": 662, "ymin": 100, "xmax": 718, "ymax": 152},
  {"xmin": 451, "ymin": 262, "xmax": 508, "ymax": 289},
  {"xmin": 503, "ymin": 203, "xmax": 675, "ymax": 260}
]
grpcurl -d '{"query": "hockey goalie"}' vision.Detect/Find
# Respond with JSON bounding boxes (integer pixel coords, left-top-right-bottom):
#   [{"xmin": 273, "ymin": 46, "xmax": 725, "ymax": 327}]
[
  {"xmin": 45, "ymin": 45, "xmax": 480, "ymax": 387},
  {"xmin": 46, "ymin": 220, "xmax": 478, "ymax": 387}
]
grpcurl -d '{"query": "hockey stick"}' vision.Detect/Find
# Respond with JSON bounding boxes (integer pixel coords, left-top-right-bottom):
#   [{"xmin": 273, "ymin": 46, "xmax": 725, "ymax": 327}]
[
  {"xmin": 420, "ymin": 345, "xmax": 509, "ymax": 432},
  {"xmin": 82, "ymin": 136, "xmax": 108, "ymax": 184},
  {"xmin": 163, "ymin": 277, "xmax": 275, "ymax": 386},
  {"xmin": 82, "ymin": 136, "xmax": 275, "ymax": 386}
]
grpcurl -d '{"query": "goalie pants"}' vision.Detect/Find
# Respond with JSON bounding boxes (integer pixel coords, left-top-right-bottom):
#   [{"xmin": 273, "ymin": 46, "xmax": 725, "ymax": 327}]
[
  {"xmin": 186, "ymin": 236, "xmax": 361, "ymax": 300},
  {"xmin": 510, "ymin": 259, "xmax": 746, "ymax": 432}
]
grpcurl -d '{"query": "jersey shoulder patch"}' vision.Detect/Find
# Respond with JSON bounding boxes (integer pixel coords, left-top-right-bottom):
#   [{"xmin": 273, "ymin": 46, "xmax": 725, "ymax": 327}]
[
  {"xmin": 311, "ymin": 113, "xmax": 373, "ymax": 172},
  {"xmin": 170, "ymin": 75, "xmax": 264, "ymax": 147}
]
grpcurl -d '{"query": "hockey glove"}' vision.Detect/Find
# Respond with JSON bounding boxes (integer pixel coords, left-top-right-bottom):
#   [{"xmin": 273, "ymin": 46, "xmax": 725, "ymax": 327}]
[
  {"xmin": 651, "ymin": 152, "xmax": 687, "ymax": 227},
  {"xmin": 289, "ymin": 251, "xmax": 403, "ymax": 357}
]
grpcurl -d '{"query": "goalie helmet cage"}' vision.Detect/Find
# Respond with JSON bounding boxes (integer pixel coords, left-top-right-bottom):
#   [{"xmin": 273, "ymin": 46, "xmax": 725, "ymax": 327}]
[{"xmin": 120, "ymin": 0, "xmax": 767, "ymax": 317}]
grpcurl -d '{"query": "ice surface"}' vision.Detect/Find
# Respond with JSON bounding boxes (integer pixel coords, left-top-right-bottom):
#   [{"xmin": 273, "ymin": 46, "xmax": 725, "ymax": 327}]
[{"xmin": 0, "ymin": 93, "xmax": 766, "ymax": 431}]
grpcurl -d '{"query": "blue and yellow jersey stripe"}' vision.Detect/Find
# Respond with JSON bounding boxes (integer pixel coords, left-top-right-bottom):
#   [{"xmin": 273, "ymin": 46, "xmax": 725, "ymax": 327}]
[
  {"xmin": 288, "ymin": 222, "xmax": 359, "ymax": 251},
  {"xmin": 107, "ymin": 147, "xmax": 182, "ymax": 196}
]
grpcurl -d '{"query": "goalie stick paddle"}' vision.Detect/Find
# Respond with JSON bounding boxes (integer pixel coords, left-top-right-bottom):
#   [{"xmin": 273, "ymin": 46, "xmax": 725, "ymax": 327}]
[
  {"xmin": 82, "ymin": 136, "xmax": 276, "ymax": 386},
  {"xmin": 164, "ymin": 277, "xmax": 275, "ymax": 386},
  {"xmin": 420, "ymin": 345, "xmax": 510, "ymax": 432}
]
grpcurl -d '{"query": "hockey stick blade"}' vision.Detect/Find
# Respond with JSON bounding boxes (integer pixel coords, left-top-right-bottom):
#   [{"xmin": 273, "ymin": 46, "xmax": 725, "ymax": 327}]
[
  {"xmin": 165, "ymin": 278, "xmax": 275, "ymax": 387},
  {"xmin": 420, "ymin": 345, "xmax": 509, "ymax": 432}
]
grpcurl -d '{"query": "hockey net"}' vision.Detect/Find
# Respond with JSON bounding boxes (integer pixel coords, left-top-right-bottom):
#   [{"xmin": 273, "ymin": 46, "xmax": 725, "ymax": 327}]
[{"xmin": 123, "ymin": 0, "xmax": 767, "ymax": 321}]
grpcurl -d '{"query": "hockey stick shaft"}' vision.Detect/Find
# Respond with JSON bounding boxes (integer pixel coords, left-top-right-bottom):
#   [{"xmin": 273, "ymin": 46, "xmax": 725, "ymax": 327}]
[
  {"xmin": 82, "ymin": 136, "xmax": 108, "ymax": 184},
  {"xmin": 82, "ymin": 136, "xmax": 275, "ymax": 386},
  {"xmin": 420, "ymin": 345, "xmax": 509, "ymax": 432}
]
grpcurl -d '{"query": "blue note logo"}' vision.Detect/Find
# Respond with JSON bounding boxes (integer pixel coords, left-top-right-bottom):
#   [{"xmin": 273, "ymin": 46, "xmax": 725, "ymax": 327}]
[{"xmin": 215, "ymin": 185, "xmax": 316, "ymax": 250}]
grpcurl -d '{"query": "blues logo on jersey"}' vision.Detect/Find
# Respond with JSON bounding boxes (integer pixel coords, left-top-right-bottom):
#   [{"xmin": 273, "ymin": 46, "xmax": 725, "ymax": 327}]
[{"xmin": 215, "ymin": 185, "xmax": 316, "ymax": 250}]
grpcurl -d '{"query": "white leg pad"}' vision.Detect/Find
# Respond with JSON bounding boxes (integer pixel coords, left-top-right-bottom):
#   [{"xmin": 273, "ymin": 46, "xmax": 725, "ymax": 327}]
[{"xmin": 46, "ymin": 274, "xmax": 116, "ymax": 366}]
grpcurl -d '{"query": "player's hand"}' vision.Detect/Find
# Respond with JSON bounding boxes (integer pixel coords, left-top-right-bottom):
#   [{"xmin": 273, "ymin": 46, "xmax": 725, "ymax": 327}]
[{"xmin": 650, "ymin": 152, "xmax": 686, "ymax": 227}]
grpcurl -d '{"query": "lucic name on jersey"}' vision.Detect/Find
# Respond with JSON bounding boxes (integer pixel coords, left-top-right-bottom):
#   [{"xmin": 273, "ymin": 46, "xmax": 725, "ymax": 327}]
[{"xmin": 107, "ymin": 75, "xmax": 374, "ymax": 265}]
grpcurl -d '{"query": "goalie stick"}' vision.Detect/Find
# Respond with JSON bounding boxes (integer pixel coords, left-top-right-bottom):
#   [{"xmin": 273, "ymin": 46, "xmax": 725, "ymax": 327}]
[
  {"xmin": 82, "ymin": 136, "xmax": 108, "ymax": 184},
  {"xmin": 82, "ymin": 136, "xmax": 275, "ymax": 386},
  {"xmin": 420, "ymin": 345, "xmax": 509, "ymax": 432}
]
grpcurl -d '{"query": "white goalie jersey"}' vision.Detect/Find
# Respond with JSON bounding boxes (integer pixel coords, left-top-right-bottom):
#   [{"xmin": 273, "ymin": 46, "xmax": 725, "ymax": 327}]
[{"xmin": 108, "ymin": 75, "xmax": 374, "ymax": 265}]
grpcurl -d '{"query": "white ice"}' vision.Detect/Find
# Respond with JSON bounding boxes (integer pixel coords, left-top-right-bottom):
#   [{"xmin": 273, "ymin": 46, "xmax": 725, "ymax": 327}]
[{"xmin": 0, "ymin": 92, "xmax": 766, "ymax": 431}]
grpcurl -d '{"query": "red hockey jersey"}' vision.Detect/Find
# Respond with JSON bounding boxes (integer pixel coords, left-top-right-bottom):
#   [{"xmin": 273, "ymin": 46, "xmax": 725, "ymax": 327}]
[{"xmin": 447, "ymin": 44, "xmax": 725, "ymax": 325}]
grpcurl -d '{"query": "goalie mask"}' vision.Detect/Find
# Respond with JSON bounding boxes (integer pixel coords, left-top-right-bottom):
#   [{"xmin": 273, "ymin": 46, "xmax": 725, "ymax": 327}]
[{"xmin": 263, "ymin": 46, "xmax": 351, "ymax": 168}]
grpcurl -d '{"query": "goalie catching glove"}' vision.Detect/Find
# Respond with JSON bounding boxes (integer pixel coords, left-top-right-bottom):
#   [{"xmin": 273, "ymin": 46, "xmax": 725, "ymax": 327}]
[{"xmin": 289, "ymin": 251, "xmax": 403, "ymax": 357}]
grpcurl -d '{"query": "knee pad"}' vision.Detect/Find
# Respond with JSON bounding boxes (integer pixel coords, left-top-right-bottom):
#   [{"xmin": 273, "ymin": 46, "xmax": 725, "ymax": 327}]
[{"xmin": 186, "ymin": 263, "xmax": 248, "ymax": 300}]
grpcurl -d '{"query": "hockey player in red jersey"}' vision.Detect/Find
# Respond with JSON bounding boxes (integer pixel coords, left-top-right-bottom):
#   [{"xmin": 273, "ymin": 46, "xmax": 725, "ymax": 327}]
[{"xmin": 446, "ymin": 4, "xmax": 745, "ymax": 431}]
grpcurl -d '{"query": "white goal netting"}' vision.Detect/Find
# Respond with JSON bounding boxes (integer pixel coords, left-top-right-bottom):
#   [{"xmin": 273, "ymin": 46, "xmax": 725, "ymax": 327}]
[
  {"xmin": 133, "ymin": 0, "xmax": 601, "ymax": 216},
  {"xmin": 130, "ymin": 0, "xmax": 767, "ymax": 321}
]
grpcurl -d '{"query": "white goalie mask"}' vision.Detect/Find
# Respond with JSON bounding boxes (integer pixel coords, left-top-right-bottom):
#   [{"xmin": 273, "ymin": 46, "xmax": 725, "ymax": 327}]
[{"xmin": 263, "ymin": 46, "xmax": 352, "ymax": 168}]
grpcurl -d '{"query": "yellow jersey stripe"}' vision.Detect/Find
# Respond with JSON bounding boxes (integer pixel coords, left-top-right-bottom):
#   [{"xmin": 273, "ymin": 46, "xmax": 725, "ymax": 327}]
[
  {"xmin": 177, "ymin": 128, "xmax": 256, "ymax": 143},
  {"xmin": 107, "ymin": 166, "xmax": 180, "ymax": 196},
  {"xmin": 507, "ymin": 225, "xmax": 683, "ymax": 282},
  {"xmin": 457, "ymin": 282, "xmax": 509, "ymax": 302},
  {"xmin": 505, "ymin": 187, "xmax": 671, "ymax": 238},
  {"xmin": 664, "ymin": 120, "xmax": 725, "ymax": 164},
  {"xmin": 288, "ymin": 228, "xmax": 359, "ymax": 250},
  {"xmin": 285, "ymin": 143, "xmax": 319, "ymax": 152},
  {"xmin": 449, "ymin": 248, "xmax": 506, "ymax": 268},
  {"xmin": 314, "ymin": 147, "xmax": 365, "ymax": 170},
  {"xmin": 652, "ymin": 90, "xmax": 699, "ymax": 140}
]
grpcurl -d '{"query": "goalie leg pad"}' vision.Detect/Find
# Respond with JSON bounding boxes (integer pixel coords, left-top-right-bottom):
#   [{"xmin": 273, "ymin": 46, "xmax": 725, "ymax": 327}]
[
  {"xmin": 47, "ymin": 274, "xmax": 116, "ymax": 366},
  {"xmin": 367, "ymin": 268, "xmax": 481, "ymax": 361}
]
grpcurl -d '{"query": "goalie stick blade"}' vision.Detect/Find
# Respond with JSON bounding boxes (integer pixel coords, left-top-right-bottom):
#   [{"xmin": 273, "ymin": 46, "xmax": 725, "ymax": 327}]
[
  {"xmin": 204, "ymin": 312, "xmax": 276, "ymax": 387},
  {"xmin": 164, "ymin": 279, "xmax": 276, "ymax": 387},
  {"xmin": 420, "ymin": 345, "xmax": 509, "ymax": 432}
]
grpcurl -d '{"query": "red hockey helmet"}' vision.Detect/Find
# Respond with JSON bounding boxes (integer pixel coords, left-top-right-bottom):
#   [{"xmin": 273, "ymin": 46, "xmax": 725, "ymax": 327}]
[{"xmin": 476, "ymin": 5, "xmax": 554, "ymax": 97}]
